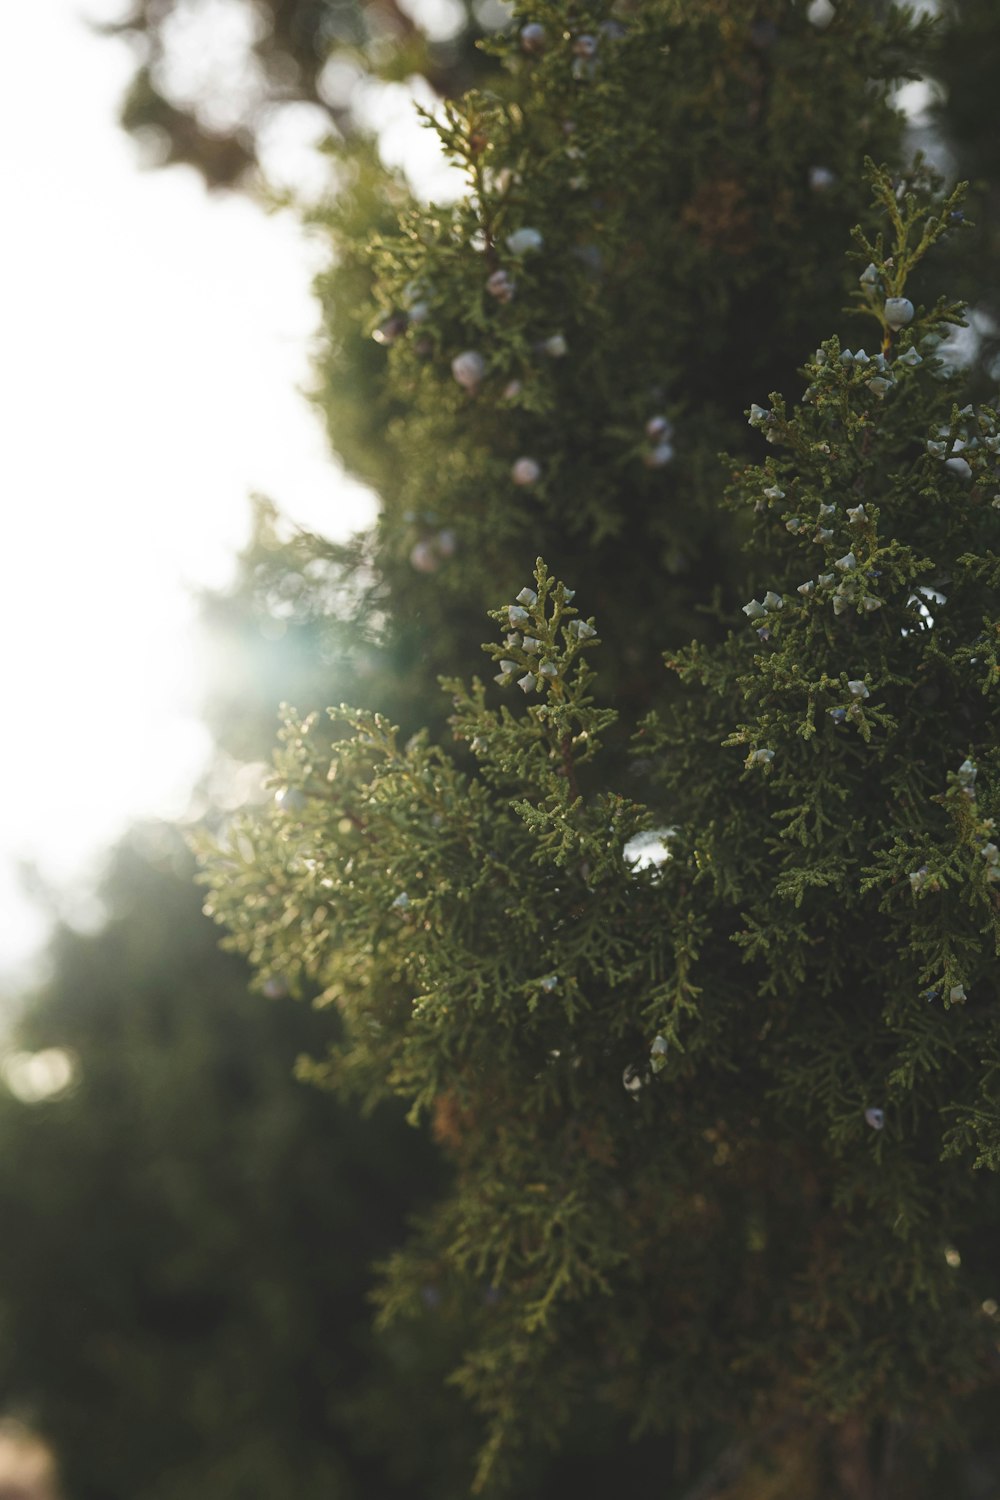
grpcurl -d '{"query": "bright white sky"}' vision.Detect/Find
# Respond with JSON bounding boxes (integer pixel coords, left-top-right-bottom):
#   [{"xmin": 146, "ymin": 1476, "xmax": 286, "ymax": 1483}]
[{"xmin": 0, "ymin": 0, "xmax": 466, "ymax": 990}]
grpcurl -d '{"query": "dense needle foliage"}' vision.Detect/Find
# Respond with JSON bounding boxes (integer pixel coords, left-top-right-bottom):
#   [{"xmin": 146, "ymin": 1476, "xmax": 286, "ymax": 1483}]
[{"xmin": 198, "ymin": 3, "xmax": 1000, "ymax": 1492}]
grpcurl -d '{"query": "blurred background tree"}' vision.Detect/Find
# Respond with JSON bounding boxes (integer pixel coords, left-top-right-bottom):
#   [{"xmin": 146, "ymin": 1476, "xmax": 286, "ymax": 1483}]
[
  {"xmin": 95, "ymin": 0, "xmax": 499, "ymax": 187},
  {"xmin": 931, "ymin": 0, "xmax": 1000, "ymax": 384},
  {"xmin": 0, "ymin": 826, "xmax": 477, "ymax": 1500}
]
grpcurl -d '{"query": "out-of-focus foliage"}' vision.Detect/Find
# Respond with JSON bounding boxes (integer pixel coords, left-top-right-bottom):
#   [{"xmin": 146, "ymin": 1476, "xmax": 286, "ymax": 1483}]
[
  {"xmin": 933, "ymin": 0, "xmax": 1000, "ymax": 383},
  {"xmin": 97, "ymin": 0, "xmax": 498, "ymax": 187},
  {"xmin": 0, "ymin": 828, "xmax": 475, "ymax": 1500}
]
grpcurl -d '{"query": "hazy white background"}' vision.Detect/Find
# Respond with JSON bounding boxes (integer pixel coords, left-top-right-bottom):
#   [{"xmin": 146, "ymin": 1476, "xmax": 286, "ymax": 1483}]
[{"xmin": 0, "ymin": 0, "xmax": 408, "ymax": 987}]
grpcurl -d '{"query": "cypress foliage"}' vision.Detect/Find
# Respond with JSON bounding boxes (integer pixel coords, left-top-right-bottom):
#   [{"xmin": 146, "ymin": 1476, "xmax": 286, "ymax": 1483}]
[
  {"xmin": 304, "ymin": 0, "xmax": 932, "ymax": 729},
  {"xmin": 199, "ymin": 2, "xmax": 1000, "ymax": 1493}
]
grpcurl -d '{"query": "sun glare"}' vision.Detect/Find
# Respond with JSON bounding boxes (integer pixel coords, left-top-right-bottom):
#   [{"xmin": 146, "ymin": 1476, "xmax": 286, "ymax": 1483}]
[{"xmin": 0, "ymin": 0, "xmax": 375, "ymax": 982}]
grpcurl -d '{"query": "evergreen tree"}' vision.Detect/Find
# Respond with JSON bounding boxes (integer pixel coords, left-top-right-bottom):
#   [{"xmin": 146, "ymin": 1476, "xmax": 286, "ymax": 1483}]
[{"xmin": 198, "ymin": 1, "xmax": 1000, "ymax": 1493}]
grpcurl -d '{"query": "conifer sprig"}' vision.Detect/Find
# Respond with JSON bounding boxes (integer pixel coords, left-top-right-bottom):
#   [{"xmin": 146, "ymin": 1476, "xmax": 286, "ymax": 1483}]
[{"xmin": 851, "ymin": 157, "xmax": 970, "ymax": 350}]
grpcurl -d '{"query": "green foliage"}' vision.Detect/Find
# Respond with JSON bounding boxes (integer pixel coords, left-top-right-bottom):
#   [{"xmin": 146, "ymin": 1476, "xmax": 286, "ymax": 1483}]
[
  {"xmin": 649, "ymin": 169, "xmax": 1000, "ymax": 1174},
  {"xmin": 305, "ymin": 0, "xmax": 933, "ymax": 730},
  {"xmin": 201, "ymin": 145, "xmax": 1000, "ymax": 1492}
]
